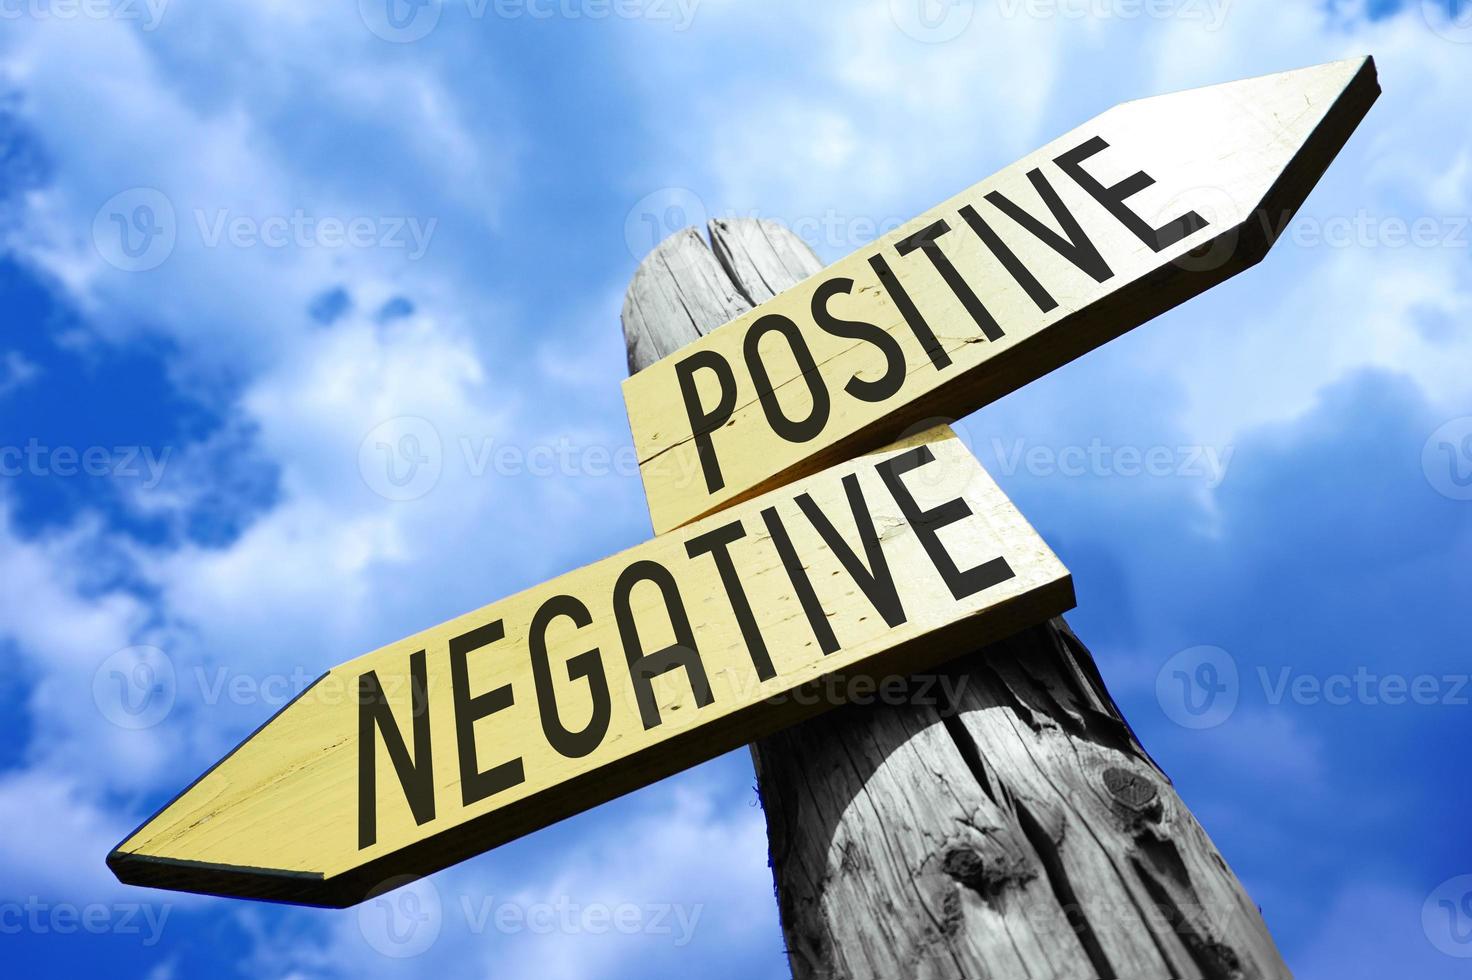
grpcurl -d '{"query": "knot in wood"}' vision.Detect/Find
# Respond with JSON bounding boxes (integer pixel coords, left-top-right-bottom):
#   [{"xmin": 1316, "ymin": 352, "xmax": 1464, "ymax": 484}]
[
  {"xmin": 941, "ymin": 847, "xmax": 989, "ymax": 891},
  {"xmin": 1103, "ymin": 767, "xmax": 1158, "ymax": 813},
  {"xmin": 941, "ymin": 846, "xmax": 1034, "ymax": 902}
]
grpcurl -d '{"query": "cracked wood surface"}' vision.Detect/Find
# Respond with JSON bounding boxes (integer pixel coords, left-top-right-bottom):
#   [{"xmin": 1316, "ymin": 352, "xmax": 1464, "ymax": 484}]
[{"xmin": 622, "ymin": 218, "xmax": 1290, "ymax": 980}]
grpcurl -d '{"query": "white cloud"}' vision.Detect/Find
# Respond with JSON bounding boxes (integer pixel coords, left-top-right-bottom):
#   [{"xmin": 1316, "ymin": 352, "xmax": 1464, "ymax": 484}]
[
  {"xmin": 0, "ymin": 7, "xmax": 513, "ymax": 378},
  {"xmin": 0, "ymin": 505, "xmax": 185, "ymax": 786},
  {"xmin": 239, "ymin": 763, "xmax": 782, "ymax": 980},
  {"xmin": 0, "ymin": 350, "xmax": 40, "ymax": 397},
  {"xmin": 1291, "ymin": 879, "xmax": 1469, "ymax": 979}
]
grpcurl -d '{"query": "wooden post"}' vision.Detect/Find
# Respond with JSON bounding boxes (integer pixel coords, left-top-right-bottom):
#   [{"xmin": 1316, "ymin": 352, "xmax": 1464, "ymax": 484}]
[{"xmin": 622, "ymin": 218, "xmax": 1290, "ymax": 980}]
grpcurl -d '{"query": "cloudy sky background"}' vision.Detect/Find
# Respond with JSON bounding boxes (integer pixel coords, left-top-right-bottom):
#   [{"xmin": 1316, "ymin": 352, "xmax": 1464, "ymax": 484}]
[{"xmin": 1, "ymin": 0, "xmax": 1470, "ymax": 976}]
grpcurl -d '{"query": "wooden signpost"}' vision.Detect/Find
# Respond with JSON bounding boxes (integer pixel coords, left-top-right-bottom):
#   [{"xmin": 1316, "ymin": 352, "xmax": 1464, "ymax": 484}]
[
  {"xmin": 623, "ymin": 57, "xmax": 1379, "ymax": 533},
  {"xmin": 110, "ymin": 56, "xmax": 1378, "ymax": 978}
]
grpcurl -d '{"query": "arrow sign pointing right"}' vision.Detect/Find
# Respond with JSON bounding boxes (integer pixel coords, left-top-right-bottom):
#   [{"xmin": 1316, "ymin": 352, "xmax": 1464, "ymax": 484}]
[{"xmin": 623, "ymin": 57, "xmax": 1380, "ymax": 534}]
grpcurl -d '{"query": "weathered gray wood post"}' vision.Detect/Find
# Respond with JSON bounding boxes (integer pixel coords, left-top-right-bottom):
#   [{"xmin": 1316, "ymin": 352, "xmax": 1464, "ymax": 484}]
[{"xmin": 622, "ymin": 217, "xmax": 1289, "ymax": 980}]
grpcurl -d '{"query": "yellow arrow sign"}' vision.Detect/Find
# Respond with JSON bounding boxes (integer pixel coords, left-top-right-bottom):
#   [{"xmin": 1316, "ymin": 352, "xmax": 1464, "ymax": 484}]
[
  {"xmin": 108, "ymin": 427, "xmax": 1072, "ymax": 906},
  {"xmin": 622, "ymin": 57, "xmax": 1379, "ymax": 534}
]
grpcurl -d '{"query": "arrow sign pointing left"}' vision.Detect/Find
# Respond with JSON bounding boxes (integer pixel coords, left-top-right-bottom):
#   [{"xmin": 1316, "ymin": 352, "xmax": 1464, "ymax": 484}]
[{"xmin": 108, "ymin": 427, "xmax": 1072, "ymax": 907}]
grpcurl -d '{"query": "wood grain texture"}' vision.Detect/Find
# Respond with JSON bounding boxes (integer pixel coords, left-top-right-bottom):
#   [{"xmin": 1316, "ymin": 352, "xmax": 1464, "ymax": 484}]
[
  {"xmin": 624, "ymin": 57, "xmax": 1379, "ymax": 534},
  {"xmin": 626, "ymin": 218, "xmax": 1290, "ymax": 979},
  {"xmin": 621, "ymin": 226, "xmax": 750, "ymax": 375}
]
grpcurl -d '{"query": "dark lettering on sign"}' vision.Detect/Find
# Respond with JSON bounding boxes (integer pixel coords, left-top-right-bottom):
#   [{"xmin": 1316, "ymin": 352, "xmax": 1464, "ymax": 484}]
[
  {"xmin": 358, "ymin": 651, "xmax": 435, "ymax": 850},
  {"xmin": 979, "ymin": 166, "xmax": 1114, "ymax": 285},
  {"xmin": 744, "ymin": 314, "xmax": 831, "ymax": 444},
  {"xmin": 877, "ymin": 445, "xmax": 1017, "ymax": 600},
  {"xmin": 350, "ymin": 446, "xmax": 1028, "ymax": 835},
  {"xmin": 795, "ymin": 474, "xmax": 907, "ymax": 630},
  {"xmin": 957, "ymin": 203, "xmax": 1059, "ymax": 314},
  {"xmin": 685, "ymin": 519, "xmax": 776, "ymax": 682},
  {"xmin": 613, "ymin": 560, "xmax": 715, "ymax": 730},
  {"xmin": 869, "ymin": 253, "xmax": 952, "ymax": 371},
  {"xmin": 528, "ymin": 595, "xmax": 612, "ymax": 759},
  {"xmin": 895, "ymin": 219, "xmax": 1005, "ymax": 342},
  {"xmin": 647, "ymin": 137, "xmax": 1242, "ymax": 521},
  {"xmin": 811, "ymin": 277, "xmax": 907, "ymax": 403},
  {"xmin": 674, "ymin": 350, "xmax": 738, "ymax": 495},
  {"xmin": 664, "ymin": 142, "xmax": 1207, "ymax": 498},
  {"xmin": 346, "ymin": 450, "xmax": 1002, "ymax": 829},
  {"xmin": 762, "ymin": 505, "xmax": 841, "ymax": 656},
  {"xmin": 1055, "ymin": 136, "xmax": 1208, "ymax": 253},
  {"xmin": 449, "ymin": 621, "xmax": 525, "ymax": 807}
]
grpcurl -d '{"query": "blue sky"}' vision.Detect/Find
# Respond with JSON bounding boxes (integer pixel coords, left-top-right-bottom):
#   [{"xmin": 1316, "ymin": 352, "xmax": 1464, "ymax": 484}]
[{"xmin": 1, "ymin": 1, "xmax": 1470, "ymax": 977}]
